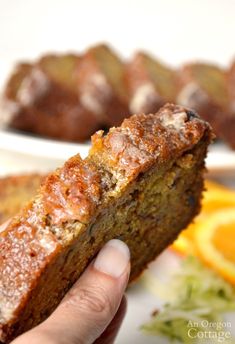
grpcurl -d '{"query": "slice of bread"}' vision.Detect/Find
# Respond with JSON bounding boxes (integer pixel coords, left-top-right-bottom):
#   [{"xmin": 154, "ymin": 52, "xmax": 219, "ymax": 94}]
[
  {"xmin": 0, "ymin": 104, "xmax": 212, "ymax": 343},
  {"xmin": 77, "ymin": 44, "xmax": 129, "ymax": 126},
  {"xmin": 2, "ymin": 55, "xmax": 100, "ymax": 142},
  {"xmin": 0, "ymin": 63, "xmax": 34, "ymax": 130},
  {"xmin": 177, "ymin": 63, "xmax": 230, "ymax": 134},
  {"xmin": 38, "ymin": 53, "xmax": 79, "ymax": 92},
  {"xmin": 0, "ymin": 174, "xmax": 44, "ymax": 225},
  {"xmin": 1, "ymin": 47, "xmax": 234, "ymax": 149},
  {"xmin": 126, "ymin": 52, "xmax": 177, "ymax": 114},
  {"xmin": 228, "ymin": 61, "xmax": 235, "ymax": 110},
  {"xmin": 218, "ymin": 61, "xmax": 235, "ymax": 149}
]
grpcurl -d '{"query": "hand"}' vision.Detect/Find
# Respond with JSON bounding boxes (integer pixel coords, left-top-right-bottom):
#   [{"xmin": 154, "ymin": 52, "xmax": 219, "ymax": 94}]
[{"xmin": 0, "ymin": 222, "xmax": 130, "ymax": 344}]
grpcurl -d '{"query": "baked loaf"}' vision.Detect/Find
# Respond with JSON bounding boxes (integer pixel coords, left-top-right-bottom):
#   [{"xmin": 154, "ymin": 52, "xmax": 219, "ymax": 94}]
[
  {"xmin": 176, "ymin": 63, "xmax": 233, "ymax": 142},
  {"xmin": 224, "ymin": 61, "xmax": 235, "ymax": 149},
  {"xmin": 228, "ymin": 60, "xmax": 235, "ymax": 112},
  {"xmin": 126, "ymin": 52, "xmax": 177, "ymax": 114},
  {"xmin": 31, "ymin": 54, "xmax": 99, "ymax": 141},
  {"xmin": 76, "ymin": 44, "xmax": 129, "ymax": 126},
  {"xmin": 1, "ymin": 63, "xmax": 34, "ymax": 130},
  {"xmin": 0, "ymin": 174, "xmax": 43, "ymax": 225},
  {"xmin": 0, "ymin": 104, "xmax": 212, "ymax": 343},
  {"xmin": 1, "ymin": 55, "xmax": 100, "ymax": 142},
  {"xmin": 1, "ymin": 45, "xmax": 235, "ymax": 148}
]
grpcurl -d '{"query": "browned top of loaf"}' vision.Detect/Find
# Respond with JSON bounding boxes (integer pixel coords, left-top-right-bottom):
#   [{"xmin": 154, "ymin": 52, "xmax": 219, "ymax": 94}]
[
  {"xmin": 90, "ymin": 103, "xmax": 210, "ymax": 179},
  {"xmin": 38, "ymin": 104, "xmax": 211, "ymax": 228},
  {"xmin": 0, "ymin": 103, "xmax": 212, "ymax": 328}
]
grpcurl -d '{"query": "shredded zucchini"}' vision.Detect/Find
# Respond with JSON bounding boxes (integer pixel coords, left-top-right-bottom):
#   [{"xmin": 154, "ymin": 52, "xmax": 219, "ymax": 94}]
[{"xmin": 141, "ymin": 256, "xmax": 235, "ymax": 343}]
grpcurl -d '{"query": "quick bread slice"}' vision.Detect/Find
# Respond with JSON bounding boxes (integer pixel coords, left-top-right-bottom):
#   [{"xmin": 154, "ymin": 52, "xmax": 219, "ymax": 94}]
[
  {"xmin": 228, "ymin": 60, "xmax": 235, "ymax": 110},
  {"xmin": 19, "ymin": 54, "xmax": 100, "ymax": 141},
  {"xmin": 0, "ymin": 104, "xmax": 212, "ymax": 343},
  {"xmin": 76, "ymin": 44, "xmax": 129, "ymax": 126},
  {"xmin": 176, "ymin": 63, "xmax": 231, "ymax": 139},
  {"xmin": 1, "ymin": 54, "xmax": 100, "ymax": 142},
  {"xmin": 0, "ymin": 63, "xmax": 34, "ymax": 130},
  {"xmin": 37, "ymin": 53, "xmax": 79, "ymax": 93},
  {"xmin": 0, "ymin": 174, "xmax": 44, "ymax": 225},
  {"xmin": 126, "ymin": 52, "xmax": 177, "ymax": 114},
  {"xmin": 223, "ymin": 61, "xmax": 235, "ymax": 149}
]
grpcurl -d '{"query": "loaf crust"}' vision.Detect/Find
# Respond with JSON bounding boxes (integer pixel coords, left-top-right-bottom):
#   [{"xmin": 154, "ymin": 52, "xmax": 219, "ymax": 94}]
[{"xmin": 0, "ymin": 104, "xmax": 212, "ymax": 343}]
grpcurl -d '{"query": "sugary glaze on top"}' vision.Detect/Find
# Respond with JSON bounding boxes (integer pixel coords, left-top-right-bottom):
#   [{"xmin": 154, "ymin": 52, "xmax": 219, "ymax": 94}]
[{"xmin": 90, "ymin": 103, "xmax": 210, "ymax": 179}]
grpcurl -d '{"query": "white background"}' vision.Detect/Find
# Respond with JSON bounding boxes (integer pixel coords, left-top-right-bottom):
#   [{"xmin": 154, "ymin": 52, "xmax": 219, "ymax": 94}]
[{"xmin": 0, "ymin": 0, "xmax": 235, "ymax": 81}]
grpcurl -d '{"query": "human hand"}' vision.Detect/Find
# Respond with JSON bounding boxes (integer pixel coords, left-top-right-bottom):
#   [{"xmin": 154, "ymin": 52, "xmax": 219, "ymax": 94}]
[{"xmin": 0, "ymin": 222, "xmax": 130, "ymax": 344}]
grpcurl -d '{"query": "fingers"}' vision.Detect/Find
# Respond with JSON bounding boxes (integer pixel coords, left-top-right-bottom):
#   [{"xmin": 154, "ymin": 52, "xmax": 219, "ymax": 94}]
[
  {"xmin": 46, "ymin": 239, "xmax": 130, "ymax": 343},
  {"xmin": 13, "ymin": 239, "xmax": 130, "ymax": 344},
  {"xmin": 94, "ymin": 296, "xmax": 127, "ymax": 344}
]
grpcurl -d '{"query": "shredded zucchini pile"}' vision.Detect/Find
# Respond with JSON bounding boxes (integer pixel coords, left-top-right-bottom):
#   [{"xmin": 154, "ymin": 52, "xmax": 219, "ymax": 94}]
[{"xmin": 141, "ymin": 257, "xmax": 235, "ymax": 343}]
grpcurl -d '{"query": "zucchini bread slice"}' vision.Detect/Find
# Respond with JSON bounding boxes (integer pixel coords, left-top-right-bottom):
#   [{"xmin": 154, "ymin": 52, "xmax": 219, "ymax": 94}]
[
  {"xmin": 0, "ymin": 63, "xmax": 34, "ymax": 131},
  {"xmin": 0, "ymin": 104, "xmax": 212, "ymax": 343},
  {"xmin": 176, "ymin": 63, "xmax": 230, "ymax": 137},
  {"xmin": 76, "ymin": 44, "xmax": 129, "ymax": 126},
  {"xmin": 1, "ymin": 54, "xmax": 100, "ymax": 142},
  {"xmin": 223, "ymin": 61, "xmax": 235, "ymax": 149},
  {"xmin": 126, "ymin": 52, "xmax": 177, "ymax": 114}
]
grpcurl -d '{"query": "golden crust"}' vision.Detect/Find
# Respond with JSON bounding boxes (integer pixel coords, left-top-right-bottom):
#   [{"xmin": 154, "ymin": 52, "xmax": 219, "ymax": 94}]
[{"xmin": 90, "ymin": 104, "xmax": 210, "ymax": 179}]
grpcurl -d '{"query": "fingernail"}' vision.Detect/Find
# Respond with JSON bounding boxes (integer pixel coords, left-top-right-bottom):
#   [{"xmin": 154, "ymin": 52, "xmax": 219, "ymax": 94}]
[{"xmin": 94, "ymin": 239, "xmax": 130, "ymax": 278}]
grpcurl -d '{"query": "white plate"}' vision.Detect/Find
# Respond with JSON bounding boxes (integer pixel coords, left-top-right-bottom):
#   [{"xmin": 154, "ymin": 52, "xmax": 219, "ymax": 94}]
[
  {"xmin": 0, "ymin": 129, "xmax": 90, "ymax": 160},
  {"xmin": 0, "ymin": 129, "xmax": 89, "ymax": 175}
]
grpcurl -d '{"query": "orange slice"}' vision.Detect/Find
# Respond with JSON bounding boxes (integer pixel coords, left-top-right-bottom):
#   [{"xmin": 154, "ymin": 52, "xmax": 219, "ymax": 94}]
[
  {"xmin": 171, "ymin": 222, "xmax": 198, "ymax": 256},
  {"xmin": 171, "ymin": 180, "xmax": 235, "ymax": 256},
  {"xmin": 194, "ymin": 208, "xmax": 235, "ymax": 285},
  {"xmin": 203, "ymin": 180, "xmax": 235, "ymax": 213}
]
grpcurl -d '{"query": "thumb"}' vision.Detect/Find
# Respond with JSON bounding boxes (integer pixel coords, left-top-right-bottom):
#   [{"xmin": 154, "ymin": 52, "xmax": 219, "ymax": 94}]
[{"xmin": 13, "ymin": 239, "xmax": 130, "ymax": 344}]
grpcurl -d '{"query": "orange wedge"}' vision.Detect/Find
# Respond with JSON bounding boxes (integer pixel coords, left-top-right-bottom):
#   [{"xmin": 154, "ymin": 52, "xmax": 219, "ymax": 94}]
[
  {"xmin": 203, "ymin": 180, "xmax": 235, "ymax": 213},
  {"xmin": 194, "ymin": 208, "xmax": 235, "ymax": 285},
  {"xmin": 171, "ymin": 222, "xmax": 198, "ymax": 256},
  {"xmin": 171, "ymin": 180, "xmax": 235, "ymax": 256}
]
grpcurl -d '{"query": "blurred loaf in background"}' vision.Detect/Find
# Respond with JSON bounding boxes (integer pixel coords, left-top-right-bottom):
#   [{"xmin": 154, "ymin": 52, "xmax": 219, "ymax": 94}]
[{"xmin": 1, "ymin": 43, "xmax": 235, "ymax": 149}]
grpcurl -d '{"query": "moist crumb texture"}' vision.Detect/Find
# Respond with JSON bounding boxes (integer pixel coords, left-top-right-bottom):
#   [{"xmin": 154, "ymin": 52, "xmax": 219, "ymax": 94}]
[{"xmin": 0, "ymin": 104, "xmax": 212, "ymax": 343}]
